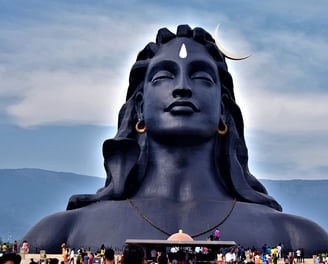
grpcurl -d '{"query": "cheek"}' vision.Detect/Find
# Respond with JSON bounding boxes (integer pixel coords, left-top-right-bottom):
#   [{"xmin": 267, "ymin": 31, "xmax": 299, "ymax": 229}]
[
  {"xmin": 199, "ymin": 91, "xmax": 221, "ymax": 114},
  {"xmin": 143, "ymin": 97, "xmax": 163, "ymax": 125},
  {"xmin": 202, "ymin": 96, "xmax": 222, "ymax": 125},
  {"xmin": 211, "ymin": 88, "xmax": 222, "ymax": 115},
  {"xmin": 143, "ymin": 86, "xmax": 169, "ymax": 114}
]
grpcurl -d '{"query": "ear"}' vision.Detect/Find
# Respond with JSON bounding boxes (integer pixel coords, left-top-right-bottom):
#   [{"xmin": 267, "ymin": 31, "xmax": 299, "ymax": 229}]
[
  {"xmin": 135, "ymin": 91, "xmax": 144, "ymax": 120},
  {"xmin": 221, "ymin": 93, "xmax": 229, "ymax": 113}
]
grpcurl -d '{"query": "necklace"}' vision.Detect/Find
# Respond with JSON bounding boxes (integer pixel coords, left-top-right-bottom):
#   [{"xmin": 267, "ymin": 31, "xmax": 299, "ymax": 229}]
[{"xmin": 127, "ymin": 197, "xmax": 237, "ymax": 238}]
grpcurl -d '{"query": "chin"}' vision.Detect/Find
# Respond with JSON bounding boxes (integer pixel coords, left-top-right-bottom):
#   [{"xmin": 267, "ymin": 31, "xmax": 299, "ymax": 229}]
[{"xmin": 149, "ymin": 129, "xmax": 215, "ymax": 145}]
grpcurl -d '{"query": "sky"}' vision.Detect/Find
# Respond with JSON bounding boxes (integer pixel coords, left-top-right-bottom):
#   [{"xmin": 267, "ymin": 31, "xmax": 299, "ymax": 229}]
[{"xmin": 0, "ymin": 0, "xmax": 327, "ymax": 180}]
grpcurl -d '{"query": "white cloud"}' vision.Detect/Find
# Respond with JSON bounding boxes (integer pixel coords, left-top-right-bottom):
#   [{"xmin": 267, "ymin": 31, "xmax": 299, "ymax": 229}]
[
  {"xmin": 0, "ymin": 9, "xmax": 164, "ymax": 127},
  {"xmin": 227, "ymin": 25, "xmax": 328, "ymax": 135},
  {"xmin": 238, "ymin": 89, "xmax": 328, "ymax": 134},
  {"xmin": 6, "ymin": 69, "xmax": 126, "ymax": 127},
  {"xmin": 220, "ymin": 22, "xmax": 328, "ymax": 180}
]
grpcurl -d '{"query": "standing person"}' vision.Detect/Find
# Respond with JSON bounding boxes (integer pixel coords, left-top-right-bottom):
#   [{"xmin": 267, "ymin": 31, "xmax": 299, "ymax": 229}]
[
  {"xmin": 255, "ymin": 255, "xmax": 261, "ymax": 264},
  {"xmin": 217, "ymin": 252, "xmax": 223, "ymax": 264},
  {"xmin": 100, "ymin": 245, "xmax": 105, "ymax": 257},
  {"xmin": 61, "ymin": 243, "xmax": 68, "ymax": 264},
  {"xmin": 150, "ymin": 249, "xmax": 157, "ymax": 262},
  {"xmin": 83, "ymin": 252, "xmax": 88, "ymax": 264},
  {"xmin": 12, "ymin": 241, "xmax": 18, "ymax": 253},
  {"xmin": 104, "ymin": 249, "xmax": 114, "ymax": 264},
  {"xmin": 88, "ymin": 252, "xmax": 94, "ymax": 264},
  {"xmin": 300, "ymin": 249, "xmax": 304, "ymax": 263},
  {"xmin": 288, "ymin": 253, "xmax": 295, "ymax": 264},
  {"xmin": 277, "ymin": 244, "xmax": 283, "ymax": 259},
  {"xmin": 245, "ymin": 249, "xmax": 253, "ymax": 264},
  {"xmin": 76, "ymin": 249, "xmax": 83, "ymax": 264},
  {"xmin": 272, "ymin": 253, "xmax": 278, "ymax": 264},
  {"xmin": 70, "ymin": 248, "xmax": 75, "ymax": 264},
  {"xmin": 1, "ymin": 243, "xmax": 8, "ymax": 253},
  {"xmin": 21, "ymin": 241, "xmax": 29, "ymax": 254},
  {"xmin": 225, "ymin": 249, "xmax": 235, "ymax": 264},
  {"xmin": 266, "ymin": 254, "xmax": 272, "ymax": 264},
  {"xmin": 261, "ymin": 244, "xmax": 267, "ymax": 256},
  {"xmin": 214, "ymin": 229, "xmax": 221, "ymax": 241},
  {"xmin": 296, "ymin": 249, "xmax": 301, "ymax": 262}
]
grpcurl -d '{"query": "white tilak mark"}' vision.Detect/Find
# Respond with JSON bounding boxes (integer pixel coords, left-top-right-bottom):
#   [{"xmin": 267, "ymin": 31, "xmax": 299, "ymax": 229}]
[{"xmin": 179, "ymin": 43, "xmax": 187, "ymax": 58}]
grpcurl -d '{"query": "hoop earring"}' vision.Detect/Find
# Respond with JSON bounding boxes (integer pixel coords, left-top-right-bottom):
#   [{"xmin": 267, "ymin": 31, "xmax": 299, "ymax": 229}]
[
  {"xmin": 135, "ymin": 119, "xmax": 147, "ymax": 133},
  {"xmin": 217, "ymin": 121, "xmax": 228, "ymax": 135}
]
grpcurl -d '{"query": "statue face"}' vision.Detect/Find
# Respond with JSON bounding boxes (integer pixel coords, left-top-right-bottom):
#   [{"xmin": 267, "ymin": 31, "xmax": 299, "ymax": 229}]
[{"xmin": 143, "ymin": 37, "xmax": 221, "ymax": 144}]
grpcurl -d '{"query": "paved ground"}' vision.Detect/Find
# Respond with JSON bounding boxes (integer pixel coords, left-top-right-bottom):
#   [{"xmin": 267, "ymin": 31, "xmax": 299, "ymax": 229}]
[
  {"xmin": 21, "ymin": 254, "xmax": 62, "ymax": 264},
  {"xmin": 20, "ymin": 253, "xmax": 316, "ymax": 264}
]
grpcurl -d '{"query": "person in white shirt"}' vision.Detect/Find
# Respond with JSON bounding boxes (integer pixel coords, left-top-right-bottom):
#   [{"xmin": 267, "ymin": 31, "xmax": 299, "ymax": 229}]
[
  {"xmin": 225, "ymin": 249, "xmax": 236, "ymax": 264},
  {"xmin": 70, "ymin": 248, "xmax": 75, "ymax": 264}
]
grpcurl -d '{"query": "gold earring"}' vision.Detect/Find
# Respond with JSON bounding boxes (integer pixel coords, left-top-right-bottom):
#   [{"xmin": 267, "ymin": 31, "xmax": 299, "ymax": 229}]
[
  {"xmin": 217, "ymin": 121, "xmax": 228, "ymax": 135},
  {"xmin": 135, "ymin": 119, "xmax": 147, "ymax": 133}
]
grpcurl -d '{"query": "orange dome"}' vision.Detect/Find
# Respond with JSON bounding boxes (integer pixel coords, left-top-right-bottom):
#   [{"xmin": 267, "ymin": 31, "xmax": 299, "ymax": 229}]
[{"xmin": 167, "ymin": 229, "xmax": 193, "ymax": 241}]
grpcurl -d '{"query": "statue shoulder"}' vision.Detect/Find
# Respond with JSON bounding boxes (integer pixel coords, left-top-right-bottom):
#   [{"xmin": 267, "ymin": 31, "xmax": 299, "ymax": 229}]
[
  {"xmin": 229, "ymin": 202, "xmax": 328, "ymax": 255},
  {"xmin": 269, "ymin": 209, "xmax": 328, "ymax": 253},
  {"xmin": 23, "ymin": 210, "xmax": 76, "ymax": 252},
  {"xmin": 277, "ymin": 211, "xmax": 328, "ymax": 237},
  {"xmin": 24, "ymin": 200, "xmax": 133, "ymax": 252}
]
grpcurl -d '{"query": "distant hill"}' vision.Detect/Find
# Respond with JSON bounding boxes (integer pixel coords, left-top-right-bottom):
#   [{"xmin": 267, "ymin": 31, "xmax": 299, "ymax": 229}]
[
  {"xmin": 0, "ymin": 168, "xmax": 327, "ymax": 242},
  {"xmin": 0, "ymin": 168, "xmax": 104, "ymax": 241}
]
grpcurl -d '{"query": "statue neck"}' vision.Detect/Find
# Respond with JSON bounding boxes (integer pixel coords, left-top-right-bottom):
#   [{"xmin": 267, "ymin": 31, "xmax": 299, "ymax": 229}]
[{"xmin": 134, "ymin": 136, "xmax": 230, "ymax": 202}]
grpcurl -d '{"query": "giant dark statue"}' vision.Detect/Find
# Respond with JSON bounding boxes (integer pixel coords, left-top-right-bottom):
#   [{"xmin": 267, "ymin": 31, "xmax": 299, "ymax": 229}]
[{"xmin": 23, "ymin": 25, "xmax": 328, "ymax": 254}]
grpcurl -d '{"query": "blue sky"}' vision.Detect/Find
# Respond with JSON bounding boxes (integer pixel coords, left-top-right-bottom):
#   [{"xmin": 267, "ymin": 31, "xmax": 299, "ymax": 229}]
[{"xmin": 1, "ymin": 1, "xmax": 327, "ymax": 180}]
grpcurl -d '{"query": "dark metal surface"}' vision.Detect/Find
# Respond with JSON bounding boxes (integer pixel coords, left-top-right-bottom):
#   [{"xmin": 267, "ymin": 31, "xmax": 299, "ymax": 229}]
[{"xmin": 22, "ymin": 25, "xmax": 328, "ymax": 256}]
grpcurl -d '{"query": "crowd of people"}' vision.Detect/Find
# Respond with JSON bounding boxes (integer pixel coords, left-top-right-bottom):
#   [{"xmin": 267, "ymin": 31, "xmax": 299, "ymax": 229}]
[
  {"xmin": 58, "ymin": 244, "xmax": 147, "ymax": 264},
  {"xmin": 1, "ymin": 241, "xmax": 29, "ymax": 256},
  {"xmin": 51, "ymin": 242, "xmax": 328, "ymax": 264},
  {"xmin": 1, "ymin": 240, "xmax": 328, "ymax": 264}
]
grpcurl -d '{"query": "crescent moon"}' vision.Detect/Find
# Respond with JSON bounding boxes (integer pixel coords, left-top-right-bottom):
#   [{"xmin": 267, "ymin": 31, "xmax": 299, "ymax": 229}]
[{"xmin": 214, "ymin": 25, "xmax": 250, "ymax": 61}]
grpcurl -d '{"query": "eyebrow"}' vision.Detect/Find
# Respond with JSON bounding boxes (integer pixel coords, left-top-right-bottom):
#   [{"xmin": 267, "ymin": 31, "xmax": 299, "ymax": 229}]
[
  {"xmin": 147, "ymin": 60, "xmax": 178, "ymax": 81},
  {"xmin": 147, "ymin": 59, "xmax": 218, "ymax": 81},
  {"xmin": 188, "ymin": 60, "xmax": 218, "ymax": 81}
]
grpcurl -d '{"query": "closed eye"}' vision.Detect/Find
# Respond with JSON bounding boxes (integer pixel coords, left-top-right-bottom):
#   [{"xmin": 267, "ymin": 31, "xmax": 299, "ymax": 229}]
[
  {"xmin": 151, "ymin": 70, "xmax": 175, "ymax": 83},
  {"xmin": 191, "ymin": 71, "xmax": 214, "ymax": 83}
]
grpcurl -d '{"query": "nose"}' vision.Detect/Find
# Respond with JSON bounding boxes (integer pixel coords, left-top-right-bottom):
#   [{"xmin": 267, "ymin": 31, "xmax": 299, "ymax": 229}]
[
  {"xmin": 172, "ymin": 76, "xmax": 192, "ymax": 98},
  {"xmin": 172, "ymin": 88, "xmax": 192, "ymax": 98}
]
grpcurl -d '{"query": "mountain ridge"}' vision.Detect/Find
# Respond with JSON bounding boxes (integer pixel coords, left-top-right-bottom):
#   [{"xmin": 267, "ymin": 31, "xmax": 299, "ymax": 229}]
[{"xmin": 0, "ymin": 168, "xmax": 104, "ymax": 242}]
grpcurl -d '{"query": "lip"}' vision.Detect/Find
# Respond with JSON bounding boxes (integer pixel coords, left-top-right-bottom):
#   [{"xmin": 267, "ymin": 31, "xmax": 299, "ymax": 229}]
[{"xmin": 164, "ymin": 100, "xmax": 200, "ymax": 112}]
